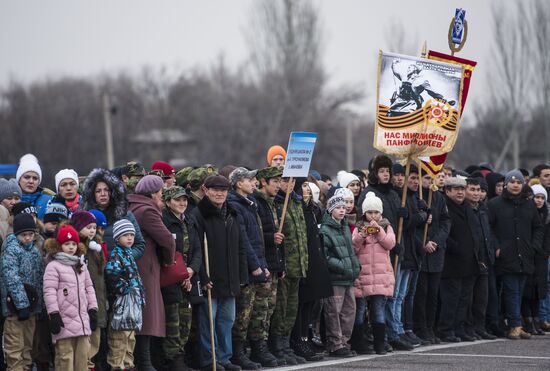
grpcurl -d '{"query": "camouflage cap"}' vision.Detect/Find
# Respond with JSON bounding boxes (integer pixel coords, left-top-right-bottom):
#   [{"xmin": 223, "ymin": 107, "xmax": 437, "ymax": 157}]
[
  {"xmin": 176, "ymin": 166, "xmax": 194, "ymax": 187},
  {"xmin": 256, "ymin": 166, "xmax": 283, "ymax": 181},
  {"xmin": 124, "ymin": 161, "xmax": 146, "ymax": 177},
  {"xmin": 229, "ymin": 167, "xmax": 258, "ymax": 186},
  {"xmin": 148, "ymin": 169, "xmax": 165, "ymax": 178},
  {"xmin": 162, "ymin": 186, "xmax": 188, "ymax": 201},
  {"xmin": 188, "ymin": 165, "xmax": 218, "ymax": 189}
]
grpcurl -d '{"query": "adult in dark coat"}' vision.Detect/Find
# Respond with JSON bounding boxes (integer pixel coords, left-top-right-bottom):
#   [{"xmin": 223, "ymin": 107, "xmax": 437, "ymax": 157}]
[
  {"xmin": 191, "ymin": 175, "xmax": 248, "ymax": 370},
  {"xmin": 290, "ymin": 180, "xmax": 331, "ymax": 361},
  {"xmin": 128, "ymin": 175, "xmax": 176, "ymax": 370},
  {"xmin": 437, "ymin": 177, "xmax": 480, "ymax": 342},
  {"xmin": 522, "ymin": 184, "xmax": 550, "ymax": 334},
  {"xmin": 413, "ymin": 176, "xmax": 450, "ymax": 343},
  {"xmin": 488, "ymin": 170, "xmax": 543, "ymax": 339}
]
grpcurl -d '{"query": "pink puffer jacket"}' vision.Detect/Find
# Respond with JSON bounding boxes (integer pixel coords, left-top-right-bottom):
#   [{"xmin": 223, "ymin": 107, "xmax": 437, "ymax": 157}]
[
  {"xmin": 43, "ymin": 260, "xmax": 98, "ymax": 343},
  {"xmin": 352, "ymin": 220, "xmax": 396, "ymax": 298}
]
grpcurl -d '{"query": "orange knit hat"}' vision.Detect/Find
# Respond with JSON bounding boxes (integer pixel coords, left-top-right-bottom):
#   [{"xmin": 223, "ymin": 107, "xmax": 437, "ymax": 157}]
[{"xmin": 266, "ymin": 145, "xmax": 287, "ymax": 165}]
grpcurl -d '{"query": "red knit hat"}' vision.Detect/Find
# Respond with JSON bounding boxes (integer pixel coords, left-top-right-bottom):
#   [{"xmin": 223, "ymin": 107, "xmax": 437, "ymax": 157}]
[
  {"xmin": 152, "ymin": 161, "xmax": 175, "ymax": 177},
  {"xmin": 56, "ymin": 225, "xmax": 80, "ymax": 245}
]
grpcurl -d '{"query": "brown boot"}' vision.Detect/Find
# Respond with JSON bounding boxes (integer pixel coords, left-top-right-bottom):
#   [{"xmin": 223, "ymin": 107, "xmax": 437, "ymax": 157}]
[
  {"xmin": 507, "ymin": 327, "xmax": 521, "ymax": 340},
  {"xmin": 519, "ymin": 328, "xmax": 532, "ymax": 339}
]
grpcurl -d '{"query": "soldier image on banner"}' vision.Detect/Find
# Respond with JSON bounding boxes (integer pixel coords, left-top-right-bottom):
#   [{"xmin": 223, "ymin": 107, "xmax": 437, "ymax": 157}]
[{"xmin": 374, "ymin": 51, "xmax": 464, "ymax": 158}]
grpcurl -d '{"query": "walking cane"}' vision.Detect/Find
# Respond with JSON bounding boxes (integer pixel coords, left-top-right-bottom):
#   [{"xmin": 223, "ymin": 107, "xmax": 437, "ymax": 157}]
[{"xmin": 203, "ymin": 235, "xmax": 216, "ymax": 370}]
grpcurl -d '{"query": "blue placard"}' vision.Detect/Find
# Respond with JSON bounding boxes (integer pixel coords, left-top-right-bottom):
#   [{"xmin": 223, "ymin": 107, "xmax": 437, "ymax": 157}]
[
  {"xmin": 282, "ymin": 132, "xmax": 318, "ymax": 178},
  {"xmin": 452, "ymin": 8, "xmax": 466, "ymax": 45}
]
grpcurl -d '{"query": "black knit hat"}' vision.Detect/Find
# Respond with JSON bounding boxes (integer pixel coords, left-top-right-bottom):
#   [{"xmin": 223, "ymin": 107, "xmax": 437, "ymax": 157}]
[
  {"xmin": 13, "ymin": 213, "xmax": 36, "ymax": 235},
  {"xmin": 12, "ymin": 202, "xmax": 37, "ymax": 216}
]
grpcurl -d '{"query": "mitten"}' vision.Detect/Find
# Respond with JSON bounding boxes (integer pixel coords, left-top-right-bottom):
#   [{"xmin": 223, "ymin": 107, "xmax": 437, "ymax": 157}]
[
  {"xmin": 17, "ymin": 307, "xmax": 30, "ymax": 321},
  {"xmin": 88, "ymin": 309, "xmax": 98, "ymax": 331},
  {"xmin": 49, "ymin": 312, "xmax": 64, "ymax": 335}
]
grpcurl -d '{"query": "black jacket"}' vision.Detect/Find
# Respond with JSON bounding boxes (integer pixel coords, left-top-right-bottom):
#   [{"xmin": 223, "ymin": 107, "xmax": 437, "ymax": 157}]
[
  {"xmin": 442, "ymin": 196, "xmax": 480, "ymax": 278},
  {"xmin": 525, "ymin": 205, "xmax": 550, "ymax": 298},
  {"xmin": 161, "ymin": 208, "xmax": 202, "ymax": 305},
  {"xmin": 421, "ymin": 189, "xmax": 451, "ymax": 273},
  {"xmin": 191, "ymin": 197, "xmax": 248, "ymax": 298},
  {"xmin": 228, "ymin": 191, "xmax": 267, "ymax": 276},
  {"xmin": 400, "ymin": 189, "xmax": 428, "ymax": 271},
  {"xmin": 253, "ymin": 191, "xmax": 285, "ymax": 273},
  {"xmin": 488, "ymin": 189, "xmax": 544, "ymax": 275},
  {"xmin": 299, "ymin": 200, "xmax": 333, "ymax": 303},
  {"xmin": 470, "ymin": 202, "xmax": 496, "ymax": 270}
]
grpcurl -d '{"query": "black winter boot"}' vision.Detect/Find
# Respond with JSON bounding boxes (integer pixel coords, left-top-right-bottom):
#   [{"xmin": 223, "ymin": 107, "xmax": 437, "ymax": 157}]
[
  {"xmin": 230, "ymin": 340, "xmax": 260, "ymax": 370},
  {"xmin": 291, "ymin": 337, "xmax": 324, "ymax": 362},
  {"xmin": 282, "ymin": 336, "xmax": 305, "ymax": 364},
  {"xmin": 249, "ymin": 340, "xmax": 278, "ymax": 367},
  {"xmin": 135, "ymin": 335, "xmax": 157, "ymax": 371},
  {"xmin": 372, "ymin": 323, "xmax": 387, "ymax": 355},
  {"xmin": 350, "ymin": 323, "xmax": 374, "ymax": 355},
  {"xmin": 267, "ymin": 335, "xmax": 287, "ymax": 366},
  {"xmin": 523, "ymin": 317, "xmax": 536, "ymax": 335}
]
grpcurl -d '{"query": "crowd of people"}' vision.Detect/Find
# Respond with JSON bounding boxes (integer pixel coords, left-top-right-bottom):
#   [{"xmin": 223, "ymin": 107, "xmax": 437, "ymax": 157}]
[{"xmin": 0, "ymin": 148, "xmax": 549, "ymax": 371}]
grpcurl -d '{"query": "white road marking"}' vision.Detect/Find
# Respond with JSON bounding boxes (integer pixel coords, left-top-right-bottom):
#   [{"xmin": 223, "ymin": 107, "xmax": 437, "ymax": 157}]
[
  {"xmin": 272, "ymin": 339, "xmax": 506, "ymax": 370},
  {"xmin": 410, "ymin": 353, "xmax": 550, "ymax": 360}
]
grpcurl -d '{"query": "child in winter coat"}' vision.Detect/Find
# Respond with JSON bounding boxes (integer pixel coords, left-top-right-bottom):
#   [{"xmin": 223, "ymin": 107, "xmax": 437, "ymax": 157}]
[
  {"xmin": 352, "ymin": 192, "xmax": 396, "ymax": 355},
  {"xmin": 105, "ymin": 219, "xmax": 145, "ymax": 371},
  {"xmin": 43, "ymin": 224, "xmax": 98, "ymax": 371},
  {"xmin": 0, "ymin": 213, "xmax": 45, "ymax": 370},
  {"xmin": 71, "ymin": 210, "xmax": 108, "ymax": 370},
  {"xmin": 320, "ymin": 195, "xmax": 361, "ymax": 358},
  {"xmin": 89, "ymin": 208, "xmax": 109, "ymax": 259}
]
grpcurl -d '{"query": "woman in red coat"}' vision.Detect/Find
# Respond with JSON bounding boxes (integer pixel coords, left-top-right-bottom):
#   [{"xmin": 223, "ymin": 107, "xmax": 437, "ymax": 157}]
[{"xmin": 128, "ymin": 175, "xmax": 175, "ymax": 370}]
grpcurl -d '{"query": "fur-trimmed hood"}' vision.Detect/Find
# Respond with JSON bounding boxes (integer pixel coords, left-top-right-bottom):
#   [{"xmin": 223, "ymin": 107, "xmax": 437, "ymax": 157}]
[{"xmin": 81, "ymin": 168, "xmax": 128, "ymax": 224}]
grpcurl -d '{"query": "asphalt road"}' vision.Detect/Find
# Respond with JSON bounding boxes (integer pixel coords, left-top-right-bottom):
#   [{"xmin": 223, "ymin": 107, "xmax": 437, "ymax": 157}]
[{"xmin": 273, "ymin": 336, "xmax": 550, "ymax": 371}]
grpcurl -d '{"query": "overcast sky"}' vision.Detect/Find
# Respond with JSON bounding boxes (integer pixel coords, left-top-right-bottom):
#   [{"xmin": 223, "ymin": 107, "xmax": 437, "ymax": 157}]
[{"xmin": 0, "ymin": 0, "xmax": 493, "ymax": 118}]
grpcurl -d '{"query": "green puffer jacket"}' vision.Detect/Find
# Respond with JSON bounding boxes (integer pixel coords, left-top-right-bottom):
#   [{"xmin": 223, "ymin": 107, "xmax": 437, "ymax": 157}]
[
  {"xmin": 275, "ymin": 191, "xmax": 308, "ymax": 278},
  {"xmin": 320, "ymin": 213, "xmax": 361, "ymax": 286}
]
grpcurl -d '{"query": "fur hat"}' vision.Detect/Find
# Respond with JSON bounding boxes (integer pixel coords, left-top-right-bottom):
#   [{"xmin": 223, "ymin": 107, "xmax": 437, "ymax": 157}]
[
  {"xmin": 368, "ymin": 155, "xmax": 393, "ymax": 184},
  {"xmin": 82, "ymin": 168, "xmax": 128, "ymax": 222},
  {"xmin": 16, "ymin": 154, "xmax": 42, "ymax": 184},
  {"xmin": 362, "ymin": 192, "xmax": 383, "ymax": 214}
]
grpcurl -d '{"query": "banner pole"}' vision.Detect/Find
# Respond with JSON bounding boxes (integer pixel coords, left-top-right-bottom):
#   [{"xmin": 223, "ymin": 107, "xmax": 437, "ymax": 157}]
[
  {"xmin": 394, "ymin": 157, "xmax": 411, "ymax": 275},
  {"xmin": 203, "ymin": 235, "xmax": 216, "ymax": 370},
  {"xmin": 278, "ymin": 177, "xmax": 295, "ymax": 233},
  {"xmin": 422, "ymin": 186, "xmax": 435, "ymax": 247}
]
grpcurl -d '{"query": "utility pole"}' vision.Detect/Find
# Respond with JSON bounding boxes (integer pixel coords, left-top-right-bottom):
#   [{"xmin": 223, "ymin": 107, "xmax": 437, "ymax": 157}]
[
  {"xmin": 103, "ymin": 93, "xmax": 115, "ymax": 169},
  {"xmin": 346, "ymin": 117, "xmax": 353, "ymax": 170}
]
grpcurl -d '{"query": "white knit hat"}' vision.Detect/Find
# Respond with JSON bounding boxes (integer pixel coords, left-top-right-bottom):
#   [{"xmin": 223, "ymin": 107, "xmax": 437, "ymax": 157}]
[
  {"xmin": 16, "ymin": 154, "xmax": 42, "ymax": 184},
  {"xmin": 334, "ymin": 187, "xmax": 354, "ymax": 200},
  {"xmin": 362, "ymin": 191, "xmax": 383, "ymax": 214},
  {"xmin": 338, "ymin": 172, "xmax": 360, "ymax": 189},
  {"xmin": 306, "ymin": 182, "xmax": 321, "ymax": 204},
  {"xmin": 55, "ymin": 169, "xmax": 79, "ymax": 193},
  {"xmin": 531, "ymin": 184, "xmax": 548, "ymax": 200}
]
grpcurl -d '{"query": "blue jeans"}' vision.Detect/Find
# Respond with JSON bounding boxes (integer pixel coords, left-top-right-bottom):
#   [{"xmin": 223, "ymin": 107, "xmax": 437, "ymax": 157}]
[
  {"xmin": 404, "ymin": 270, "xmax": 419, "ymax": 331},
  {"xmin": 385, "ymin": 265, "xmax": 412, "ymax": 341},
  {"xmin": 539, "ymin": 259, "xmax": 550, "ymax": 321},
  {"xmin": 369, "ymin": 295, "xmax": 387, "ymax": 324},
  {"xmin": 355, "ymin": 297, "xmax": 367, "ymax": 325},
  {"xmin": 501, "ymin": 274, "xmax": 527, "ymax": 327},
  {"xmin": 198, "ymin": 297, "xmax": 236, "ymax": 367}
]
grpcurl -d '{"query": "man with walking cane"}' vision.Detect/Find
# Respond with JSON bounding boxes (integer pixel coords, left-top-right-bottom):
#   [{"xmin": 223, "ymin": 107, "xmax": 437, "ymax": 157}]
[{"xmin": 191, "ymin": 175, "xmax": 248, "ymax": 371}]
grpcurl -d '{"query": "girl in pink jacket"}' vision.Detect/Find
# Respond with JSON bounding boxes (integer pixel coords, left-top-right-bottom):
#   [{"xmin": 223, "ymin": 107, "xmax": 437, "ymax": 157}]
[
  {"xmin": 351, "ymin": 192, "xmax": 395, "ymax": 355},
  {"xmin": 43, "ymin": 224, "xmax": 98, "ymax": 371}
]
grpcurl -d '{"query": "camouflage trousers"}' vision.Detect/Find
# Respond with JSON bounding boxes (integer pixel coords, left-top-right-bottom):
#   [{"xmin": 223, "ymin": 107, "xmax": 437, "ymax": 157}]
[
  {"xmin": 232, "ymin": 279, "xmax": 272, "ymax": 342},
  {"xmin": 162, "ymin": 296, "xmax": 193, "ymax": 361},
  {"xmin": 270, "ymin": 277, "xmax": 300, "ymax": 337}
]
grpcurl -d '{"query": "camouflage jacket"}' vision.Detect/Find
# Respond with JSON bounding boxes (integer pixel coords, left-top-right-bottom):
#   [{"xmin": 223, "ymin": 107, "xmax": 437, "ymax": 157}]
[{"xmin": 274, "ymin": 190, "xmax": 308, "ymax": 278}]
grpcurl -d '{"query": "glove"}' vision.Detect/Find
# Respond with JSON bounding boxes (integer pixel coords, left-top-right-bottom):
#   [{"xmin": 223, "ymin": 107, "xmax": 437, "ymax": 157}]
[
  {"xmin": 252, "ymin": 271, "xmax": 268, "ymax": 284},
  {"xmin": 397, "ymin": 207, "xmax": 409, "ymax": 219},
  {"xmin": 17, "ymin": 307, "xmax": 30, "ymax": 321},
  {"xmin": 88, "ymin": 309, "xmax": 98, "ymax": 331},
  {"xmin": 393, "ymin": 243, "xmax": 403, "ymax": 255},
  {"xmin": 49, "ymin": 312, "xmax": 64, "ymax": 335}
]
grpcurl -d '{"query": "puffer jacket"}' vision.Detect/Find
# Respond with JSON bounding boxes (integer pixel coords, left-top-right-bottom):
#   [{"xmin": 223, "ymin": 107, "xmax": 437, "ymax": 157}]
[
  {"xmin": 320, "ymin": 213, "xmax": 361, "ymax": 286},
  {"xmin": 0, "ymin": 234, "xmax": 45, "ymax": 317},
  {"xmin": 352, "ymin": 219, "xmax": 396, "ymax": 297},
  {"xmin": 43, "ymin": 259, "xmax": 98, "ymax": 343},
  {"xmin": 21, "ymin": 187, "xmax": 53, "ymax": 220}
]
